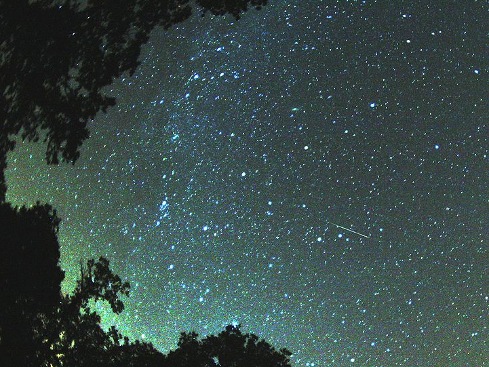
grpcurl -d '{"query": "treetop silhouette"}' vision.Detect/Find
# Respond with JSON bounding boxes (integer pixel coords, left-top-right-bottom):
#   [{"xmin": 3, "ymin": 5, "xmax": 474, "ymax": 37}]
[
  {"xmin": 165, "ymin": 325, "xmax": 292, "ymax": 367},
  {"xmin": 0, "ymin": 202, "xmax": 291, "ymax": 367}
]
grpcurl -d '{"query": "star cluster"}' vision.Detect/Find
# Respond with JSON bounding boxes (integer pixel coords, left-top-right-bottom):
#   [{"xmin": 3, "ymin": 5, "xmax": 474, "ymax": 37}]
[{"xmin": 6, "ymin": 1, "xmax": 488, "ymax": 366}]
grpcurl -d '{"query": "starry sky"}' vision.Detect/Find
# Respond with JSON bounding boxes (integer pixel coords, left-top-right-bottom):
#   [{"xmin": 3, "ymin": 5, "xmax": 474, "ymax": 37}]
[{"xmin": 5, "ymin": 1, "xmax": 488, "ymax": 366}]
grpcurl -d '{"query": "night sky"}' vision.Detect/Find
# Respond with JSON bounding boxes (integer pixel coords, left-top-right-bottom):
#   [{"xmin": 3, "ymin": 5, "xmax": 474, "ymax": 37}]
[{"xmin": 5, "ymin": 1, "xmax": 488, "ymax": 366}]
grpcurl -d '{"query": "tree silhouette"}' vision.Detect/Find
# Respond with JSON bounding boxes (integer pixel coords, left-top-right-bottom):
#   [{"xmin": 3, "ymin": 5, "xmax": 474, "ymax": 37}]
[
  {"xmin": 52, "ymin": 257, "xmax": 131, "ymax": 366},
  {"xmin": 0, "ymin": 203, "xmax": 291, "ymax": 366},
  {"xmin": 0, "ymin": 202, "xmax": 64, "ymax": 366},
  {"xmin": 0, "ymin": 0, "xmax": 267, "ymax": 201},
  {"xmin": 0, "ymin": 201, "xmax": 143, "ymax": 366},
  {"xmin": 164, "ymin": 325, "xmax": 292, "ymax": 367}
]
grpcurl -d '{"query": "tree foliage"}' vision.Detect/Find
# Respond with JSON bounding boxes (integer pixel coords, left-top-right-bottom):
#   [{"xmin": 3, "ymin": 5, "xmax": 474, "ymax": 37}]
[
  {"xmin": 0, "ymin": 202, "xmax": 291, "ymax": 366},
  {"xmin": 0, "ymin": 202, "xmax": 64, "ymax": 367},
  {"xmin": 164, "ymin": 325, "xmax": 292, "ymax": 367},
  {"xmin": 0, "ymin": 0, "xmax": 267, "ymax": 201}
]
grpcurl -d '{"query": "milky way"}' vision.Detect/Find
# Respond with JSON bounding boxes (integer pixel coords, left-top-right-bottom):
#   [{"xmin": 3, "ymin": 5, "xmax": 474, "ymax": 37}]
[{"xmin": 6, "ymin": 1, "xmax": 488, "ymax": 366}]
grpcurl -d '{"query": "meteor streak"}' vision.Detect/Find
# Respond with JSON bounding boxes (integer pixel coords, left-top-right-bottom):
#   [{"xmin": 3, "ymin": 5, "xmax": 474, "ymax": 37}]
[{"xmin": 327, "ymin": 222, "xmax": 370, "ymax": 238}]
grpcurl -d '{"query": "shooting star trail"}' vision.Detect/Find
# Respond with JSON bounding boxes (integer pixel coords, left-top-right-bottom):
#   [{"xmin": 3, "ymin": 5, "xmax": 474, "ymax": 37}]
[{"xmin": 327, "ymin": 222, "xmax": 370, "ymax": 238}]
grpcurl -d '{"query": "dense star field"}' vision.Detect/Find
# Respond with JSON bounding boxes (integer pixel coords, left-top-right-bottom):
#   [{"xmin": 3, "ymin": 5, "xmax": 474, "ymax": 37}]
[{"xmin": 5, "ymin": 1, "xmax": 488, "ymax": 366}]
